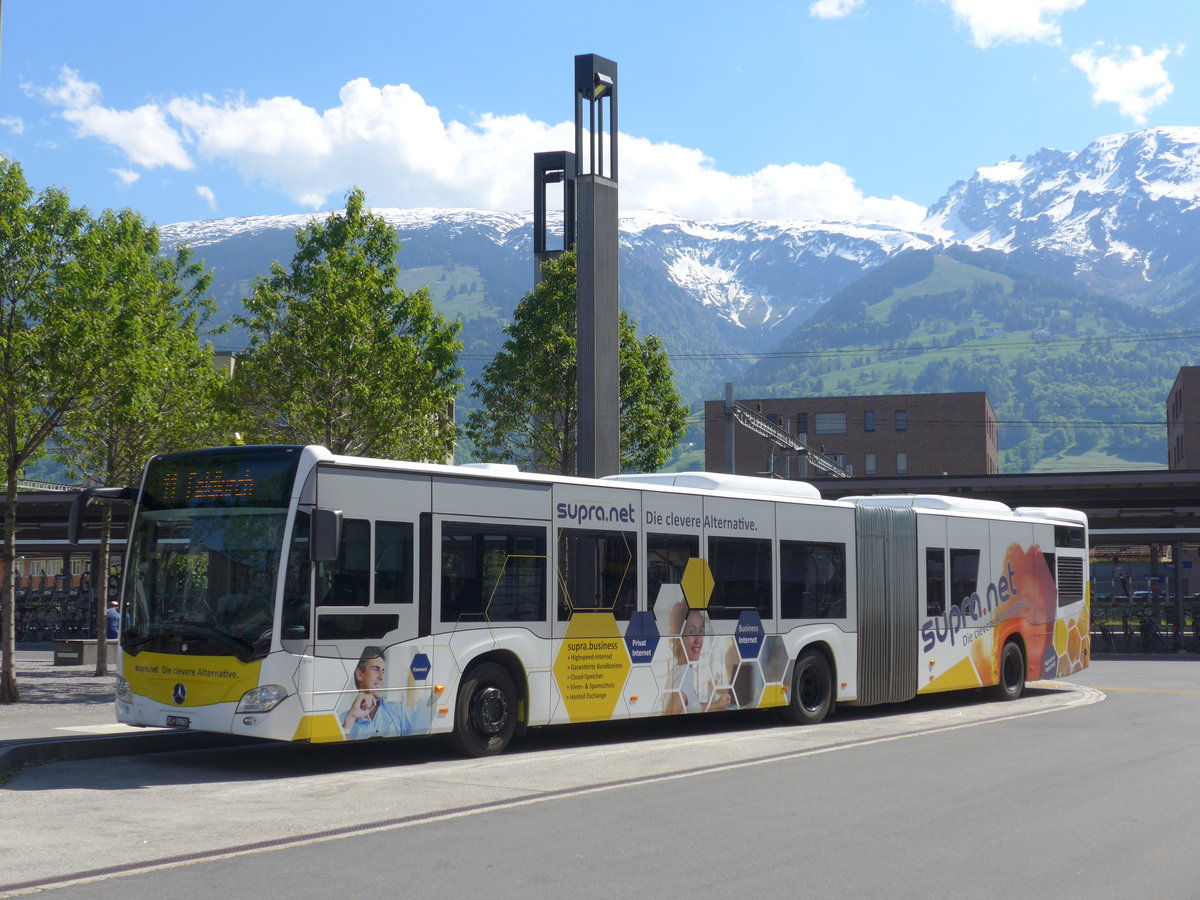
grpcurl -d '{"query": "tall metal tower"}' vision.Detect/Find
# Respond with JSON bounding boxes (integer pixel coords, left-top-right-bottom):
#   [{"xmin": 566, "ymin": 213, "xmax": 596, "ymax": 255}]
[{"xmin": 573, "ymin": 53, "xmax": 619, "ymax": 478}]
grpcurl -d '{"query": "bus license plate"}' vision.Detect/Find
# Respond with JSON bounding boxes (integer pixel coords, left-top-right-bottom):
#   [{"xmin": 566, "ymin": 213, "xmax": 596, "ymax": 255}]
[{"xmin": 166, "ymin": 716, "xmax": 191, "ymax": 728}]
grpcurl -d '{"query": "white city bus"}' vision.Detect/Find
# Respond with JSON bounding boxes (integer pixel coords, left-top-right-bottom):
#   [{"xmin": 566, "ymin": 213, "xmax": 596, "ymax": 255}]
[{"xmin": 111, "ymin": 445, "xmax": 1090, "ymax": 755}]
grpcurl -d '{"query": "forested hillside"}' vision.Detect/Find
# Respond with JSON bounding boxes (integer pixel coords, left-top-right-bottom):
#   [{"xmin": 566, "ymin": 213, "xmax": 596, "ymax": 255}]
[{"xmin": 742, "ymin": 248, "xmax": 1186, "ymax": 470}]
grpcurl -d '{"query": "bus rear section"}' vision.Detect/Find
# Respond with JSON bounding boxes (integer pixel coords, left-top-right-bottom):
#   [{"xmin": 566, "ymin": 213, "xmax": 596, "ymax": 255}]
[{"xmin": 845, "ymin": 495, "xmax": 1089, "ymax": 703}]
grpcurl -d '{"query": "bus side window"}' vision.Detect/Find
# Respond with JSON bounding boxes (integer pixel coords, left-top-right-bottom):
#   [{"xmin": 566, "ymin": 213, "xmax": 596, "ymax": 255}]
[
  {"xmin": 281, "ymin": 511, "xmax": 311, "ymax": 639},
  {"xmin": 925, "ymin": 547, "xmax": 946, "ymax": 617},
  {"xmin": 319, "ymin": 518, "xmax": 371, "ymax": 606},
  {"xmin": 441, "ymin": 522, "xmax": 546, "ymax": 623},
  {"xmin": 646, "ymin": 533, "xmax": 699, "ymax": 608},
  {"xmin": 949, "ymin": 548, "xmax": 980, "ymax": 610},
  {"xmin": 707, "ymin": 536, "xmax": 772, "ymax": 620},
  {"xmin": 557, "ymin": 528, "xmax": 637, "ymax": 620},
  {"xmin": 374, "ymin": 521, "xmax": 414, "ymax": 604},
  {"xmin": 780, "ymin": 540, "xmax": 847, "ymax": 619}
]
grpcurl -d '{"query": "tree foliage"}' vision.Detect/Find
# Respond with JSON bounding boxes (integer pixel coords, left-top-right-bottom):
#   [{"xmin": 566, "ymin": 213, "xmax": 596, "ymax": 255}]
[
  {"xmin": 0, "ymin": 159, "xmax": 209, "ymax": 700},
  {"xmin": 231, "ymin": 188, "xmax": 462, "ymax": 460},
  {"xmin": 55, "ymin": 216, "xmax": 226, "ymax": 485},
  {"xmin": 52, "ymin": 215, "xmax": 226, "ymax": 674},
  {"xmin": 466, "ymin": 250, "xmax": 688, "ymax": 474}
]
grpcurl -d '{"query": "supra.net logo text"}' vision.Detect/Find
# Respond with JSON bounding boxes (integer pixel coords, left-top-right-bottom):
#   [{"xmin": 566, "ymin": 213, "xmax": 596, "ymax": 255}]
[{"xmin": 556, "ymin": 501, "xmax": 636, "ymax": 525}]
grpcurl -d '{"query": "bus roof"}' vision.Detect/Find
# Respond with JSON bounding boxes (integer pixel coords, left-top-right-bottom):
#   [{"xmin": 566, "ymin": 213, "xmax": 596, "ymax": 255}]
[
  {"xmin": 1014, "ymin": 506, "xmax": 1089, "ymax": 526},
  {"xmin": 841, "ymin": 494, "xmax": 1014, "ymax": 516},
  {"xmin": 605, "ymin": 472, "xmax": 823, "ymax": 500}
]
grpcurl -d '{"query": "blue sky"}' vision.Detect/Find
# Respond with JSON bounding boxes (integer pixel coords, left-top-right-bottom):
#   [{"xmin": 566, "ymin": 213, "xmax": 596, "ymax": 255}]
[{"xmin": 1, "ymin": 0, "xmax": 1194, "ymax": 227}]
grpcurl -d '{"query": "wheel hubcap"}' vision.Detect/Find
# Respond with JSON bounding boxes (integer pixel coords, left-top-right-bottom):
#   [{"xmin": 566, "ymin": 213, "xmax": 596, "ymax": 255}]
[
  {"xmin": 799, "ymin": 666, "xmax": 823, "ymax": 710},
  {"xmin": 471, "ymin": 685, "xmax": 509, "ymax": 736}
]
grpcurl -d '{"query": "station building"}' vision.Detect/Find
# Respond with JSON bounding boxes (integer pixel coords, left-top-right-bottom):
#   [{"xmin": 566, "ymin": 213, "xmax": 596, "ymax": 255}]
[{"xmin": 704, "ymin": 391, "xmax": 999, "ymax": 479}]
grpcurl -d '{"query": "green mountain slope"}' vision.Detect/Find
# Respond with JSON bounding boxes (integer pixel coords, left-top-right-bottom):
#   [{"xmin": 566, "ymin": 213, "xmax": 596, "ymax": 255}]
[{"xmin": 739, "ymin": 248, "xmax": 1188, "ymax": 472}]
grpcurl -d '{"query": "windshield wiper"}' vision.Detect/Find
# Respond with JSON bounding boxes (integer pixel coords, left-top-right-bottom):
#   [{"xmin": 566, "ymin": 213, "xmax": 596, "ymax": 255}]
[
  {"xmin": 172, "ymin": 623, "xmax": 263, "ymax": 661},
  {"xmin": 123, "ymin": 632, "xmax": 161, "ymax": 651}
]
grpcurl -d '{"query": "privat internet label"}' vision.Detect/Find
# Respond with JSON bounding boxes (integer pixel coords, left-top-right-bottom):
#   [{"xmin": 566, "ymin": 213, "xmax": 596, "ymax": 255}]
[{"xmin": 624, "ymin": 611, "xmax": 659, "ymax": 663}]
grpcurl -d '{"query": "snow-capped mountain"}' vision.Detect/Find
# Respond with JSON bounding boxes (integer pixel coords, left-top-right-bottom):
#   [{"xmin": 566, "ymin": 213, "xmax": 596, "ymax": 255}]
[
  {"xmin": 158, "ymin": 126, "xmax": 1200, "ymax": 406},
  {"xmin": 160, "ymin": 208, "xmax": 935, "ymax": 338},
  {"xmin": 924, "ymin": 127, "xmax": 1200, "ymax": 302},
  {"xmin": 618, "ymin": 212, "xmax": 935, "ymax": 333}
]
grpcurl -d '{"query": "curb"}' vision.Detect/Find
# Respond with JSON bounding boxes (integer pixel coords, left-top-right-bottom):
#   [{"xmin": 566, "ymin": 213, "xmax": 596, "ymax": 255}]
[{"xmin": 0, "ymin": 730, "xmax": 257, "ymax": 780}]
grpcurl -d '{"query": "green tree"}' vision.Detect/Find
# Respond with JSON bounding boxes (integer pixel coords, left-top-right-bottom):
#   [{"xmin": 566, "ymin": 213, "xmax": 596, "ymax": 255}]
[
  {"xmin": 54, "ymin": 213, "xmax": 226, "ymax": 675},
  {"xmin": 466, "ymin": 250, "xmax": 688, "ymax": 475},
  {"xmin": 231, "ymin": 188, "xmax": 463, "ymax": 460},
  {"xmin": 0, "ymin": 160, "xmax": 157, "ymax": 702}
]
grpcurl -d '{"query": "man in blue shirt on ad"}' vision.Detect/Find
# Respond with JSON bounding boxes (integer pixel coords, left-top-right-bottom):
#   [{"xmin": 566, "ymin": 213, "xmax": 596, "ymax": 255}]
[{"xmin": 339, "ymin": 646, "xmax": 430, "ymax": 739}]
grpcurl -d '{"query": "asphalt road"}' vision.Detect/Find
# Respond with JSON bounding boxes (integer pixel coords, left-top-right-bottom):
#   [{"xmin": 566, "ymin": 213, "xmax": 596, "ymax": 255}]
[{"xmin": 3, "ymin": 658, "xmax": 1198, "ymax": 899}]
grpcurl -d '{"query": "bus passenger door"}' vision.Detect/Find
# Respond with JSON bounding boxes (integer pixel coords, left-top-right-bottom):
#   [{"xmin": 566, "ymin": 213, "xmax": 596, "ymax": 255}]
[{"xmin": 312, "ymin": 466, "xmax": 433, "ymax": 737}]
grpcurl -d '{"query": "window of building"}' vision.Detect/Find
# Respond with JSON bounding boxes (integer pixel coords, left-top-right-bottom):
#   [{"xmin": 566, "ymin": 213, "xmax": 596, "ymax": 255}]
[
  {"xmin": 896, "ymin": 452, "xmax": 908, "ymax": 475},
  {"xmin": 780, "ymin": 540, "xmax": 846, "ymax": 619},
  {"xmin": 814, "ymin": 412, "xmax": 846, "ymax": 434},
  {"xmin": 864, "ymin": 453, "xmax": 876, "ymax": 475},
  {"xmin": 796, "ymin": 413, "xmax": 808, "ymax": 436},
  {"xmin": 864, "ymin": 410, "xmax": 875, "ymax": 432},
  {"xmin": 895, "ymin": 409, "xmax": 908, "ymax": 431}
]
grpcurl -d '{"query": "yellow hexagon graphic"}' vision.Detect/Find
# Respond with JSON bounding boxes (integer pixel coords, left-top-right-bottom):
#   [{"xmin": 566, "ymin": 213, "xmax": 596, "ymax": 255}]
[
  {"xmin": 681, "ymin": 558, "xmax": 714, "ymax": 610},
  {"xmin": 553, "ymin": 612, "xmax": 631, "ymax": 722}
]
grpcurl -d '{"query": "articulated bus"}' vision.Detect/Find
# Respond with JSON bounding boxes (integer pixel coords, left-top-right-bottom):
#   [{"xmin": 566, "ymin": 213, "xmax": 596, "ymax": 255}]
[{"xmin": 111, "ymin": 445, "xmax": 1090, "ymax": 756}]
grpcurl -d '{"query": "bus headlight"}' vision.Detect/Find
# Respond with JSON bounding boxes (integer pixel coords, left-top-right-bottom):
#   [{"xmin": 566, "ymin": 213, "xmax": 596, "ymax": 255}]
[
  {"xmin": 236, "ymin": 684, "xmax": 289, "ymax": 713},
  {"xmin": 116, "ymin": 679, "xmax": 133, "ymax": 703}
]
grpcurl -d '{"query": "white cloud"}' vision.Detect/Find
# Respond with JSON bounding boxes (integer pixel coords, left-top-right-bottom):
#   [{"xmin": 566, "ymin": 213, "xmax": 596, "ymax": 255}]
[
  {"xmin": 1070, "ymin": 43, "xmax": 1176, "ymax": 124},
  {"xmin": 809, "ymin": 0, "xmax": 863, "ymax": 19},
  {"xmin": 27, "ymin": 66, "xmax": 101, "ymax": 108},
  {"xmin": 0, "ymin": 116, "xmax": 24, "ymax": 135},
  {"xmin": 28, "ymin": 72, "xmax": 925, "ymax": 227},
  {"xmin": 34, "ymin": 67, "xmax": 193, "ymax": 170},
  {"xmin": 196, "ymin": 185, "xmax": 218, "ymax": 211},
  {"xmin": 940, "ymin": 0, "xmax": 1085, "ymax": 48},
  {"xmin": 111, "ymin": 168, "xmax": 139, "ymax": 186}
]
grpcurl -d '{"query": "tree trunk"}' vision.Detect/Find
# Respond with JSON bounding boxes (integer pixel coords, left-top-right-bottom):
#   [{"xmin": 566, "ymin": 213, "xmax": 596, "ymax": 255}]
[
  {"xmin": 1, "ymin": 465, "xmax": 21, "ymax": 703},
  {"xmin": 93, "ymin": 504, "xmax": 112, "ymax": 677}
]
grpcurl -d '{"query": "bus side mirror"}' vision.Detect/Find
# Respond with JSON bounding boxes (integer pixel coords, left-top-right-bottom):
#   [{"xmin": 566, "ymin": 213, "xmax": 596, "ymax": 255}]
[{"xmin": 310, "ymin": 508, "xmax": 343, "ymax": 562}]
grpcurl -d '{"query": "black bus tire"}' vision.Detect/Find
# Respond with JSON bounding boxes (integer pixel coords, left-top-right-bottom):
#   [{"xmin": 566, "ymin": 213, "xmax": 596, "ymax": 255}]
[
  {"xmin": 782, "ymin": 648, "xmax": 833, "ymax": 725},
  {"xmin": 448, "ymin": 662, "xmax": 518, "ymax": 757},
  {"xmin": 992, "ymin": 640, "xmax": 1026, "ymax": 701}
]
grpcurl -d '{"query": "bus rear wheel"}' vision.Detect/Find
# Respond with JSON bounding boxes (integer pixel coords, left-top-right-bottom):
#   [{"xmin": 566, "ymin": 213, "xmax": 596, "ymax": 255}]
[
  {"xmin": 782, "ymin": 648, "xmax": 833, "ymax": 725},
  {"xmin": 992, "ymin": 640, "xmax": 1026, "ymax": 701},
  {"xmin": 448, "ymin": 662, "xmax": 518, "ymax": 757}
]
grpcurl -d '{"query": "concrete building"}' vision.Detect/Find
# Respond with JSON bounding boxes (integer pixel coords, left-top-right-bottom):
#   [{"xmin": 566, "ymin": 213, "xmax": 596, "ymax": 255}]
[
  {"xmin": 1167, "ymin": 367, "xmax": 1200, "ymax": 470},
  {"xmin": 705, "ymin": 391, "xmax": 999, "ymax": 479}
]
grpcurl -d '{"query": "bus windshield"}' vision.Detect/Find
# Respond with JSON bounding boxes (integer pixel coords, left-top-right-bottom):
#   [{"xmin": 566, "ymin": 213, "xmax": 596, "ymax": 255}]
[{"xmin": 120, "ymin": 447, "xmax": 302, "ymax": 661}]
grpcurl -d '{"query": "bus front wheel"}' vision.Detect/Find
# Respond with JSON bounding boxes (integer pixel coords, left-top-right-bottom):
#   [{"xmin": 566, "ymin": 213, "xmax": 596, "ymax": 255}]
[
  {"xmin": 449, "ymin": 662, "xmax": 518, "ymax": 757},
  {"xmin": 992, "ymin": 640, "xmax": 1026, "ymax": 701},
  {"xmin": 783, "ymin": 648, "xmax": 833, "ymax": 725}
]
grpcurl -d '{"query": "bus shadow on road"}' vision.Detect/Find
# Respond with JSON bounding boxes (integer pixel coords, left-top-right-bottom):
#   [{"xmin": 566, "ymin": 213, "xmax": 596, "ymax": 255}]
[{"xmin": 6, "ymin": 683, "xmax": 1079, "ymax": 793}]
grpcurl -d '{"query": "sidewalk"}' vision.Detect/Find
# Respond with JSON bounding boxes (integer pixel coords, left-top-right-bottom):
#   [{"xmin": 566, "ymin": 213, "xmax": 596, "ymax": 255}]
[{"xmin": 0, "ymin": 646, "xmax": 245, "ymax": 778}]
